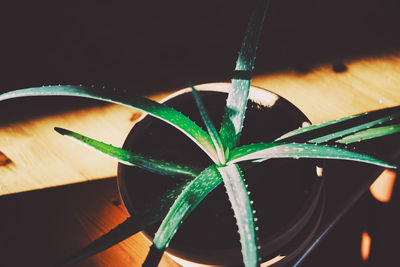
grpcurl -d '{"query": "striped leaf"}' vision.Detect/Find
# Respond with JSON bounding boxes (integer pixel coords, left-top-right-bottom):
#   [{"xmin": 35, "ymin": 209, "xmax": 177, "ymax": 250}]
[
  {"xmin": 191, "ymin": 85, "xmax": 225, "ymax": 164},
  {"xmin": 275, "ymin": 115, "xmax": 362, "ymax": 142},
  {"xmin": 0, "ymin": 85, "xmax": 218, "ymax": 163},
  {"xmin": 275, "ymin": 106, "xmax": 400, "ymax": 144},
  {"xmin": 54, "ymin": 127, "xmax": 200, "ymax": 178},
  {"xmin": 60, "ymin": 177, "xmax": 193, "ymax": 266},
  {"xmin": 229, "ymin": 142, "xmax": 396, "ymax": 169},
  {"xmin": 219, "ymin": 0, "xmax": 270, "ymax": 150},
  {"xmin": 309, "ymin": 113, "xmax": 400, "ymax": 144},
  {"xmin": 147, "ymin": 166, "xmax": 222, "ymax": 264},
  {"xmin": 337, "ymin": 124, "xmax": 400, "ymax": 144},
  {"xmin": 217, "ymin": 164, "xmax": 259, "ymax": 267}
]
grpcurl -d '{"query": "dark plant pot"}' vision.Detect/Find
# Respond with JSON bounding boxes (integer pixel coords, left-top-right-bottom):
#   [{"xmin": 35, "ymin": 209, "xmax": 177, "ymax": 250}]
[{"xmin": 118, "ymin": 83, "xmax": 325, "ymax": 266}]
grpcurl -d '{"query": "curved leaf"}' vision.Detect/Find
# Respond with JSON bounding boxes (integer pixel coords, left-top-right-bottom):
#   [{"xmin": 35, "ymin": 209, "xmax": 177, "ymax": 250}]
[
  {"xmin": 219, "ymin": 0, "xmax": 270, "ymax": 150},
  {"xmin": 217, "ymin": 164, "xmax": 259, "ymax": 267},
  {"xmin": 54, "ymin": 127, "xmax": 200, "ymax": 178},
  {"xmin": 229, "ymin": 142, "xmax": 396, "ymax": 169},
  {"xmin": 0, "ymin": 85, "xmax": 218, "ymax": 162},
  {"xmin": 309, "ymin": 113, "xmax": 400, "ymax": 144},
  {"xmin": 61, "ymin": 178, "xmax": 193, "ymax": 266},
  {"xmin": 191, "ymin": 85, "xmax": 225, "ymax": 164},
  {"xmin": 149, "ymin": 166, "xmax": 222, "ymax": 262},
  {"xmin": 275, "ymin": 106, "xmax": 400, "ymax": 143},
  {"xmin": 275, "ymin": 115, "xmax": 361, "ymax": 142},
  {"xmin": 337, "ymin": 124, "xmax": 400, "ymax": 144}
]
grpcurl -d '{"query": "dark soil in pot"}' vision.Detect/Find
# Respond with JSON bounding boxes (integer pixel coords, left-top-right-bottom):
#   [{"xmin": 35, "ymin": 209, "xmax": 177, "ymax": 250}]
[{"xmin": 118, "ymin": 86, "xmax": 323, "ymax": 265}]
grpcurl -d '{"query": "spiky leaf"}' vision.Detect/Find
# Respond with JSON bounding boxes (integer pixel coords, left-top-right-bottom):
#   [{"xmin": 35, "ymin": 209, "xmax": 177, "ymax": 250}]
[
  {"xmin": 309, "ymin": 113, "xmax": 400, "ymax": 144},
  {"xmin": 54, "ymin": 127, "xmax": 200, "ymax": 178},
  {"xmin": 219, "ymin": 0, "xmax": 270, "ymax": 150},
  {"xmin": 191, "ymin": 85, "xmax": 225, "ymax": 164},
  {"xmin": 217, "ymin": 164, "xmax": 258, "ymax": 267},
  {"xmin": 337, "ymin": 124, "xmax": 400, "ymax": 144},
  {"xmin": 275, "ymin": 106, "xmax": 400, "ymax": 143},
  {"xmin": 0, "ymin": 85, "xmax": 218, "ymax": 162},
  {"xmin": 275, "ymin": 115, "xmax": 361, "ymax": 142},
  {"xmin": 61, "ymin": 178, "xmax": 192, "ymax": 266},
  {"xmin": 148, "ymin": 166, "xmax": 222, "ymax": 263},
  {"xmin": 229, "ymin": 142, "xmax": 396, "ymax": 169}
]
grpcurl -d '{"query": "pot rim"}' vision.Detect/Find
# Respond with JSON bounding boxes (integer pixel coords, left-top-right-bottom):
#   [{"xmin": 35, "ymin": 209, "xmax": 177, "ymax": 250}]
[{"xmin": 117, "ymin": 82, "xmax": 324, "ymax": 266}]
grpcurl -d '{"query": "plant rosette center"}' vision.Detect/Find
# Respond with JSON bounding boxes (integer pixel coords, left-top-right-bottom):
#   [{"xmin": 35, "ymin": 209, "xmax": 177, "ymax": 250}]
[{"xmin": 118, "ymin": 83, "xmax": 324, "ymax": 266}]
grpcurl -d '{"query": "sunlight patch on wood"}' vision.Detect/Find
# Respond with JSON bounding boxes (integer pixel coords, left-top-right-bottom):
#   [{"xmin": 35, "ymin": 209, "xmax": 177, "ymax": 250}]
[
  {"xmin": 370, "ymin": 169, "xmax": 396, "ymax": 203},
  {"xmin": 361, "ymin": 231, "xmax": 371, "ymax": 261}
]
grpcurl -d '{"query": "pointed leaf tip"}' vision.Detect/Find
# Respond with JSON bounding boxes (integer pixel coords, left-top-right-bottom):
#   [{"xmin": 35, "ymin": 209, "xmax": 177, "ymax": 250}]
[
  {"xmin": 56, "ymin": 127, "xmax": 201, "ymax": 178},
  {"xmin": 54, "ymin": 127, "xmax": 68, "ymax": 135},
  {"xmin": 219, "ymin": 0, "xmax": 270, "ymax": 151}
]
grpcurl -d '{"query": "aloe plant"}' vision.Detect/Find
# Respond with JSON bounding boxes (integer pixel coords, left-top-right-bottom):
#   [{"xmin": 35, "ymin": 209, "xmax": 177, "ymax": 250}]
[{"xmin": 1, "ymin": 1, "xmax": 399, "ymax": 266}]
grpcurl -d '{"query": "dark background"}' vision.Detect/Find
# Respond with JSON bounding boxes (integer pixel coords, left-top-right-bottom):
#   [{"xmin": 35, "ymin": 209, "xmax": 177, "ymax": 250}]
[{"xmin": 1, "ymin": 0, "xmax": 400, "ymax": 94}]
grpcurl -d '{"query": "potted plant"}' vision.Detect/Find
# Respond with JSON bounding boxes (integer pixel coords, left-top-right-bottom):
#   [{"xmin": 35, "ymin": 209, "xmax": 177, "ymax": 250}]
[
  {"xmin": 0, "ymin": 0, "xmax": 399, "ymax": 266},
  {"xmin": 118, "ymin": 82, "xmax": 326, "ymax": 266}
]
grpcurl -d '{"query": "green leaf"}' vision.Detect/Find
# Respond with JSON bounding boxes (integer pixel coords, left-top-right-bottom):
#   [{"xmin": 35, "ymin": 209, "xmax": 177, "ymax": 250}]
[
  {"xmin": 337, "ymin": 124, "xmax": 400, "ymax": 144},
  {"xmin": 61, "ymin": 178, "xmax": 193, "ymax": 266},
  {"xmin": 191, "ymin": 85, "xmax": 226, "ymax": 164},
  {"xmin": 118, "ymin": 178, "xmax": 193, "ymax": 251},
  {"xmin": 54, "ymin": 127, "xmax": 201, "ymax": 178},
  {"xmin": 0, "ymin": 85, "xmax": 219, "ymax": 163},
  {"xmin": 133, "ymin": 179, "xmax": 193, "ymax": 230},
  {"xmin": 309, "ymin": 113, "xmax": 400, "ymax": 144},
  {"xmin": 275, "ymin": 106, "xmax": 400, "ymax": 143},
  {"xmin": 229, "ymin": 142, "xmax": 396, "ymax": 169},
  {"xmin": 149, "ymin": 166, "xmax": 222, "ymax": 260},
  {"xmin": 60, "ymin": 218, "xmax": 142, "ymax": 266},
  {"xmin": 217, "ymin": 164, "xmax": 259, "ymax": 267},
  {"xmin": 275, "ymin": 115, "xmax": 361, "ymax": 142},
  {"xmin": 149, "ymin": 164, "xmax": 259, "ymax": 267},
  {"xmin": 219, "ymin": 0, "xmax": 270, "ymax": 150}
]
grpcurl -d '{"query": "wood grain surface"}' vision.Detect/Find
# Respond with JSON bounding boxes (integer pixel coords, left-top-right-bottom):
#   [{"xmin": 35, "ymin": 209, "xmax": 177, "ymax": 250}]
[
  {"xmin": 1, "ymin": 53, "xmax": 400, "ymax": 196},
  {"xmin": 0, "ymin": 93, "xmax": 171, "ymax": 196},
  {"xmin": 0, "ymin": 54, "xmax": 399, "ymax": 266}
]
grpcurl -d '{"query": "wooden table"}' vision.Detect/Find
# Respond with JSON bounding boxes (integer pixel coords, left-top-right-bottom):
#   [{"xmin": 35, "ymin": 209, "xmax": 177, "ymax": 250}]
[
  {"xmin": 1, "ymin": 53, "xmax": 400, "ymax": 266},
  {"xmin": 2, "ymin": 53, "xmax": 400, "ymax": 197}
]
